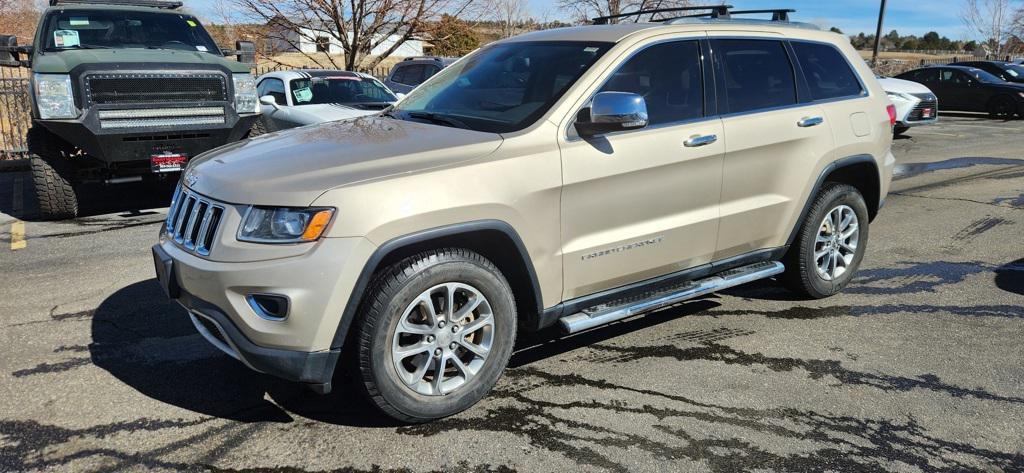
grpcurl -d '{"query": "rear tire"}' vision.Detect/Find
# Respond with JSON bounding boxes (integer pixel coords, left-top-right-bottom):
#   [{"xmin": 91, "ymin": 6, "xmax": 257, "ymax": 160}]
[
  {"xmin": 893, "ymin": 125, "xmax": 909, "ymax": 136},
  {"xmin": 354, "ymin": 248, "xmax": 516, "ymax": 423},
  {"xmin": 27, "ymin": 126, "xmax": 79, "ymax": 220},
  {"xmin": 783, "ymin": 183, "xmax": 869, "ymax": 299},
  {"xmin": 987, "ymin": 95, "xmax": 1018, "ymax": 119}
]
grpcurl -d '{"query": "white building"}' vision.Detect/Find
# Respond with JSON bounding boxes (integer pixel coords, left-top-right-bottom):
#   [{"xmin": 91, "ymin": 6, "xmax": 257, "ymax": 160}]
[{"xmin": 268, "ymin": 22, "xmax": 424, "ymax": 57}]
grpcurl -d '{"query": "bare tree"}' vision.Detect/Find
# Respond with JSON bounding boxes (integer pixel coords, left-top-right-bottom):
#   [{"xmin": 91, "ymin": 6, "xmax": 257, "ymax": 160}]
[
  {"xmin": 0, "ymin": 0, "xmax": 41, "ymax": 43},
  {"xmin": 557, "ymin": 0, "xmax": 697, "ymax": 24},
  {"xmin": 962, "ymin": 0, "xmax": 1023, "ymax": 56},
  {"xmin": 232, "ymin": 0, "xmax": 477, "ymax": 71},
  {"xmin": 490, "ymin": 0, "xmax": 530, "ymax": 38}
]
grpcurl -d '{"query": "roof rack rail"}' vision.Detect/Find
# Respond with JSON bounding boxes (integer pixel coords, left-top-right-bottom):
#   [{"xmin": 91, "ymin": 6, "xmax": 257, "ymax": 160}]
[
  {"xmin": 593, "ymin": 5, "xmax": 732, "ymax": 25},
  {"xmin": 402, "ymin": 56, "xmax": 444, "ymax": 62},
  {"xmin": 654, "ymin": 7, "xmax": 796, "ymax": 23},
  {"xmin": 49, "ymin": 0, "xmax": 184, "ymax": 9}
]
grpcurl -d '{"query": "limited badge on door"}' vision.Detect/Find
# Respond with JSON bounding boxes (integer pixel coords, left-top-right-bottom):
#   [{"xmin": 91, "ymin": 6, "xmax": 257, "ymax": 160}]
[{"xmin": 151, "ymin": 152, "xmax": 188, "ymax": 173}]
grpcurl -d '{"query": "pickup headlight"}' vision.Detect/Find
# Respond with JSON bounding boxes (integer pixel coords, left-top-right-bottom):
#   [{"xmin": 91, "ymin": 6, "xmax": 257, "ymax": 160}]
[
  {"xmin": 33, "ymin": 74, "xmax": 77, "ymax": 119},
  {"xmin": 232, "ymin": 73, "xmax": 259, "ymax": 114},
  {"xmin": 238, "ymin": 206, "xmax": 334, "ymax": 243}
]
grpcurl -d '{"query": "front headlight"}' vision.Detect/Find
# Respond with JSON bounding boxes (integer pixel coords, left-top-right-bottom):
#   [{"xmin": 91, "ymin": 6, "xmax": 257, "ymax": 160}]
[
  {"xmin": 232, "ymin": 73, "xmax": 259, "ymax": 114},
  {"xmin": 885, "ymin": 91, "xmax": 914, "ymax": 102},
  {"xmin": 238, "ymin": 206, "xmax": 335, "ymax": 243},
  {"xmin": 33, "ymin": 74, "xmax": 77, "ymax": 119}
]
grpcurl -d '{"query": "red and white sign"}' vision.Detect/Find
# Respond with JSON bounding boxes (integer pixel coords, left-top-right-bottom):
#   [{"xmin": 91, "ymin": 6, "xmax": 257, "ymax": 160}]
[{"xmin": 151, "ymin": 153, "xmax": 188, "ymax": 173}]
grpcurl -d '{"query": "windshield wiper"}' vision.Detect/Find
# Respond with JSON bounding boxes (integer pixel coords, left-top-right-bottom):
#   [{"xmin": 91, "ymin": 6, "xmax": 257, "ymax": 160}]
[{"xmin": 406, "ymin": 111, "xmax": 471, "ymax": 130}]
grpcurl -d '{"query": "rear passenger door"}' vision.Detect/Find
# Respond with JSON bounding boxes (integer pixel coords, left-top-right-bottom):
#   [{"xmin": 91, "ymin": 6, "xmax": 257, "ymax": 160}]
[
  {"xmin": 560, "ymin": 39, "xmax": 724, "ymax": 299},
  {"xmin": 711, "ymin": 37, "xmax": 835, "ymax": 260}
]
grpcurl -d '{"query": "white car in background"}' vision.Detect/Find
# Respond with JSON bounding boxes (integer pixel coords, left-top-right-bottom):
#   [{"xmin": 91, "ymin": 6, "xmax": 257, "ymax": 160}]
[
  {"xmin": 252, "ymin": 70, "xmax": 398, "ymax": 135},
  {"xmin": 878, "ymin": 77, "xmax": 938, "ymax": 136}
]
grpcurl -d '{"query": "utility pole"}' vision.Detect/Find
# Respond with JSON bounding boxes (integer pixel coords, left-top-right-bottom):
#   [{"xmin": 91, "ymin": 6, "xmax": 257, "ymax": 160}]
[{"xmin": 871, "ymin": 0, "xmax": 888, "ymax": 67}]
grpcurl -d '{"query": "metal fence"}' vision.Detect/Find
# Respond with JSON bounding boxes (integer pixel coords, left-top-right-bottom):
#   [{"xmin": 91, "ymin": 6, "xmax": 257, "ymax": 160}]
[
  {"xmin": 0, "ymin": 63, "xmax": 390, "ymax": 160},
  {"xmin": 0, "ymin": 67, "xmax": 30, "ymax": 159}
]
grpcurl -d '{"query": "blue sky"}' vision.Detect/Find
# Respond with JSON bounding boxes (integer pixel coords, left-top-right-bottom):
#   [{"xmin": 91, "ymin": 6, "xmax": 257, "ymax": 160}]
[{"xmin": 185, "ymin": 0, "xmax": 968, "ymax": 39}]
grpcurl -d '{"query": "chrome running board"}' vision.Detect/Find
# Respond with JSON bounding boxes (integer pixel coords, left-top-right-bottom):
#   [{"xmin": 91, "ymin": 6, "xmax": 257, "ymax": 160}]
[{"xmin": 558, "ymin": 261, "xmax": 785, "ymax": 334}]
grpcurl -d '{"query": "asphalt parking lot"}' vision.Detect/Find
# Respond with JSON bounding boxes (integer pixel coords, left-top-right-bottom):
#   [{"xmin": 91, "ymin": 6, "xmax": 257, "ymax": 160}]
[{"xmin": 0, "ymin": 114, "xmax": 1022, "ymax": 472}]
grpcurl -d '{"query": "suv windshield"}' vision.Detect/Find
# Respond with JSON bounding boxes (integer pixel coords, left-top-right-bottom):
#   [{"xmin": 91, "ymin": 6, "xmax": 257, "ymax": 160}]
[
  {"xmin": 41, "ymin": 9, "xmax": 220, "ymax": 53},
  {"xmin": 289, "ymin": 76, "xmax": 397, "ymax": 105},
  {"xmin": 392, "ymin": 41, "xmax": 612, "ymax": 133}
]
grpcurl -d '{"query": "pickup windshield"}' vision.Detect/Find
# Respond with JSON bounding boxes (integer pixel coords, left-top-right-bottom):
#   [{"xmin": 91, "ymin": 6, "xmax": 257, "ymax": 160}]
[
  {"xmin": 40, "ymin": 9, "xmax": 220, "ymax": 54},
  {"xmin": 391, "ymin": 41, "xmax": 612, "ymax": 134}
]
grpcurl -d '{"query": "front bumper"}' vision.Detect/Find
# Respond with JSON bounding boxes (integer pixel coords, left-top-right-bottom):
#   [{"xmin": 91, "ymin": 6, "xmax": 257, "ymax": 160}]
[{"xmin": 152, "ymin": 231, "xmax": 377, "ymax": 387}]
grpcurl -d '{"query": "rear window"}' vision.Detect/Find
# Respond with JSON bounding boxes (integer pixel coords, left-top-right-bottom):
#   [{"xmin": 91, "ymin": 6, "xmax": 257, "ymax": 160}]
[
  {"xmin": 791, "ymin": 42, "xmax": 864, "ymax": 100},
  {"xmin": 716, "ymin": 39, "xmax": 797, "ymax": 114}
]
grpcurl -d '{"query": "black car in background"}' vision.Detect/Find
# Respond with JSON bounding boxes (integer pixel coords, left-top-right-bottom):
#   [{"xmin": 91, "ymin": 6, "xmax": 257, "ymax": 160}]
[
  {"xmin": 950, "ymin": 60, "xmax": 1024, "ymax": 84},
  {"xmin": 896, "ymin": 65, "xmax": 1024, "ymax": 118}
]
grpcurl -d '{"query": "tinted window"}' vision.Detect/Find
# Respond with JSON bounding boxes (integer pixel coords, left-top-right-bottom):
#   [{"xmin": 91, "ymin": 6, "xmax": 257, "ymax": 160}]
[
  {"xmin": 394, "ymin": 41, "xmax": 611, "ymax": 133},
  {"xmin": 901, "ymin": 69, "xmax": 938, "ymax": 83},
  {"xmin": 257, "ymin": 78, "xmax": 286, "ymax": 105},
  {"xmin": 392, "ymin": 64, "xmax": 426, "ymax": 86},
  {"xmin": 791, "ymin": 42, "xmax": 863, "ymax": 100},
  {"xmin": 423, "ymin": 64, "xmax": 441, "ymax": 81},
  {"xmin": 599, "ymin": 41, "xmax": 703, "ymax": 125},
  {"xmin": 939, "ymin": 69, "xmax": 973, "ymax": 85},
  {"xmin": 717, "ymin": 39, "xmax": 797, "ymax": 113}
]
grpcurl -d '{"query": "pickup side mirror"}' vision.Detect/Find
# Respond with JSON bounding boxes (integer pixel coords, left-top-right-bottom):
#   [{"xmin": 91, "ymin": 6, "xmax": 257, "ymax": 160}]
[
  {"xmin": 235, "ymin": 40, "xmax": 256, "ymax": 66},
  {"xmin": 0, "ymin": 35, "xmax": 32, "ymax": 68},
  {"xmin": 575, "ymin": 91, "xmax": 649, "ymax": 137}
]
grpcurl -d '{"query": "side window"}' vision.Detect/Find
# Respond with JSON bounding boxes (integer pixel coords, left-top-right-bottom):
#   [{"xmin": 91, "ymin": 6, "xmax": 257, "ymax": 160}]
[
  {"xmin": 599, "ymin": 40, "xmax": 704, "ymax": 125},
  {"xmin": 791, "ymin": 42, "xmax": 864, "ymax": 100},
  {"xmin": 423, "ymin": 64, "xmax": 441, "ymax": 81},
  {"xmin": 909, "ymin": 69, "xmax": 938, "ymax": 83},
  {"xmin": 390, "ymin": 65, "xmax": 409, "ymax": 84},
  {"xmin": 257, "ymin": 78, "xmax": 286, "ymax": 105},
  {"xmin": 717, "ymin": 39, "xmax": 797, "ymax": 114},
  {"xmin": 939, "ymin": 69, "xmax": 971, "ymax": 85}
]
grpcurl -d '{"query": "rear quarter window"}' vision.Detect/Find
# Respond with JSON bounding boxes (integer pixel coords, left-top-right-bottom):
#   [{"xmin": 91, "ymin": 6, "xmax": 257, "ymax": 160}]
[{"xmin": 791, "ymin": 42, "xmax": 864, "ymax": 100}]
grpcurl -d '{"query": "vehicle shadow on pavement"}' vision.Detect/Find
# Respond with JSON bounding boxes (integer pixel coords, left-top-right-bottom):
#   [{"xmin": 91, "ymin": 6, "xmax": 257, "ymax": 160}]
[
  {"xmin": 90, "ymin": 279, "xmax": 398, "ymax": 428},
  {"xmin": 0, "ymin": 170, "xmax": 176, "ymax": 221}
]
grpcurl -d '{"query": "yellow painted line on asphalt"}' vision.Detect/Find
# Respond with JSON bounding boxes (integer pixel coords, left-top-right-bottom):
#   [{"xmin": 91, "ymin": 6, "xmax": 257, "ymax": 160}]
[
  {"xmin": 10, "ymin": 221, "xmax": 25, "ymax": 250},
  {"xmin": 9, "ymin": 173, "xmax": 25, "ymax": 251}
]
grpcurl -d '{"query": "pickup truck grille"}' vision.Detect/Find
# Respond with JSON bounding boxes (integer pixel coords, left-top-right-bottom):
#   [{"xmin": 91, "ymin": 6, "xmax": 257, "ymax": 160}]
[
  {"xmin": 86, "ymin": 73, "xmax": 228, "ymax": 105},
  {"xmin": 166, "ymin": 186, "xmax": 225, "ymax": 257}
]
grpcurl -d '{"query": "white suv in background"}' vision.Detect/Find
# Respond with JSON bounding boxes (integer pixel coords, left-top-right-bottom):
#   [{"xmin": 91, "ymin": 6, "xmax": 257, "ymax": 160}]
[{"xmin": 879, "ymin": 77, "xmax": 938, "ymax": 136}]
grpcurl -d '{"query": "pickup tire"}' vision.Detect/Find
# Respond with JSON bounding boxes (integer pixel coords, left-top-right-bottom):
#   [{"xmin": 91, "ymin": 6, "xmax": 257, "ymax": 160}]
[
  {"xmin": 783, "ymin": 183, "xmax": 869, "ymax": 298},
  {"xmin": 27, "ymin": 126, "xmax": 79, "ymax": 220},
  {"xmin": 354, "ymin": 248, "xmax": 516, "ymax": 423},
  {"xmin": 247, "ymin": 119, "xmax": 268, "ymax": 138}
]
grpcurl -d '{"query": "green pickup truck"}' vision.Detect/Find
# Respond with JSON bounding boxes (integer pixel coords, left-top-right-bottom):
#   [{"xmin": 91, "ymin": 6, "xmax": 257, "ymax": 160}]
[{"xmin": 1, "ymin": 0, "xmax": 261, "ymax": 219}]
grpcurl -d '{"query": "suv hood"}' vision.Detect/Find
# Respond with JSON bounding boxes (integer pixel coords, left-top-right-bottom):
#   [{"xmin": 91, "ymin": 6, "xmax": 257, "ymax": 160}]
[
  {"xmin": 878, "ymin": 77, "xmax": 933, "ymax": 95},
  {"xmin": 186, "ymin": 116, "xmax": 503, "ymax": 206},
  {"xmin": 32, "ymin": 48, "xmax": 250, "ymax": 74}
]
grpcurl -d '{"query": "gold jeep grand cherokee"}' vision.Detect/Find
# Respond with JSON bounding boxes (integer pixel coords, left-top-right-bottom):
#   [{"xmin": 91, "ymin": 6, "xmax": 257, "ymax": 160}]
[{"xmin": 153, "ymin": 7, "xmax": 896, "ymax": 422}]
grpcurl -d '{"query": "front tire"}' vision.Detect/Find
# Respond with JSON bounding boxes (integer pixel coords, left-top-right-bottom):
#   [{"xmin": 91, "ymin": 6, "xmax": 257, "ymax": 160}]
[
  {"xmin": 27, "ymin": 126, "xmax": 79, "ymax": 220},
  {"xmin": 988, "ymin": 95, "xmax": 1018, "ymax": 119},
  {"xmin": 783, "ymin": 183, "xmax": 870, "ymax": 298},
  {"xmin": 355, "ymin": 248, "xmax": 516, "ymax": 423},
  {"xmin": 893, "ymin": 125, "xmax": 909, "ymax": 136}
]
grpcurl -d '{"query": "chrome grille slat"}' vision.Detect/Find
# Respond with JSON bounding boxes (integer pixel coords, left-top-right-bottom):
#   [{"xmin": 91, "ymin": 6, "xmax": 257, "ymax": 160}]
[{"xmin": 166, "ymin": 186, "xmax": 225, "ymax": 257}]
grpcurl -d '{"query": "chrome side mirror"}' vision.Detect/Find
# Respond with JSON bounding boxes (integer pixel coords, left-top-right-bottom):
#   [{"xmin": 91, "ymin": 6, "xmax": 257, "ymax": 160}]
[{"xmin": 575, "ymin": 91, "xmax": 648, "ymax": 137}]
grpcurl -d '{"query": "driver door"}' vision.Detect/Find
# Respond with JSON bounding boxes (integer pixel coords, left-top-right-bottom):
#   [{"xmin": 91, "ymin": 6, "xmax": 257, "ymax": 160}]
[{"xmin": 559, "ymin": 39, "xmax": 724, "ymax": 299}]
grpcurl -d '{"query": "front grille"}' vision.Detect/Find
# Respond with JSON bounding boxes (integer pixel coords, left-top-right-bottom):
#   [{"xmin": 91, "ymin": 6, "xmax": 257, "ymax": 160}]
[
  {"xmin": 908, "ymin": 94, "xmax": 938, "ymax": 122},
  {"xmin": 166, "ymin": 185, "xmax": 225, "ymax": 256},
  {"xmin": 86, "ymin": 73, "xmax": 228, "ymax": 105}
]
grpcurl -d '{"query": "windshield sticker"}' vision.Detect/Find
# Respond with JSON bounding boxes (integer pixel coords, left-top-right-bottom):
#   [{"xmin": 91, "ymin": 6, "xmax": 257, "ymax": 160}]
[
  {"xmin": 187, "ymin": 19, "xmax": 198, "ymax": 27},
  {"xmin": 196, "ymin": 45, "xmax": 208, "ymax": 52},
  {"xmin": 69, "ymin": 17, "xmax": 89, "ymax": 26},
  {"xmin": 53, "ymin": 30, "xmax": 80, "ymax": 48},
  {"xmin": 293, "ymin": 87, "xmax": 313, "ymax": 103}
]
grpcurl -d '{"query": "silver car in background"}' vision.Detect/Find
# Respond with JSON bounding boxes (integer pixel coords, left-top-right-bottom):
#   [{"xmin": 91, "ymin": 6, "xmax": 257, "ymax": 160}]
[{"xmin": 253, "ymin": 70, "xmax": 398, "ymax": 134}]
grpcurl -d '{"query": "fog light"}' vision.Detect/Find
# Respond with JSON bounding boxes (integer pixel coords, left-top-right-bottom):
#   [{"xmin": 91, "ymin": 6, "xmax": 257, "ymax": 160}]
[{"xmin": 246, "ymin": 294, "xmax": 290, "ymax": 321}]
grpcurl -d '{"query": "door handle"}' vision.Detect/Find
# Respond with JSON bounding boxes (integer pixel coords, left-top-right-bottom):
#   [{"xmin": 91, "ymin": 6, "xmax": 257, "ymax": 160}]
[
  {"xmin": 798, "ymin": 116, "xmax": 824, "ymax": 128},
  {"xmin": 684, "ymin": 134, "xmax": 718, "ymax": 147}
]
